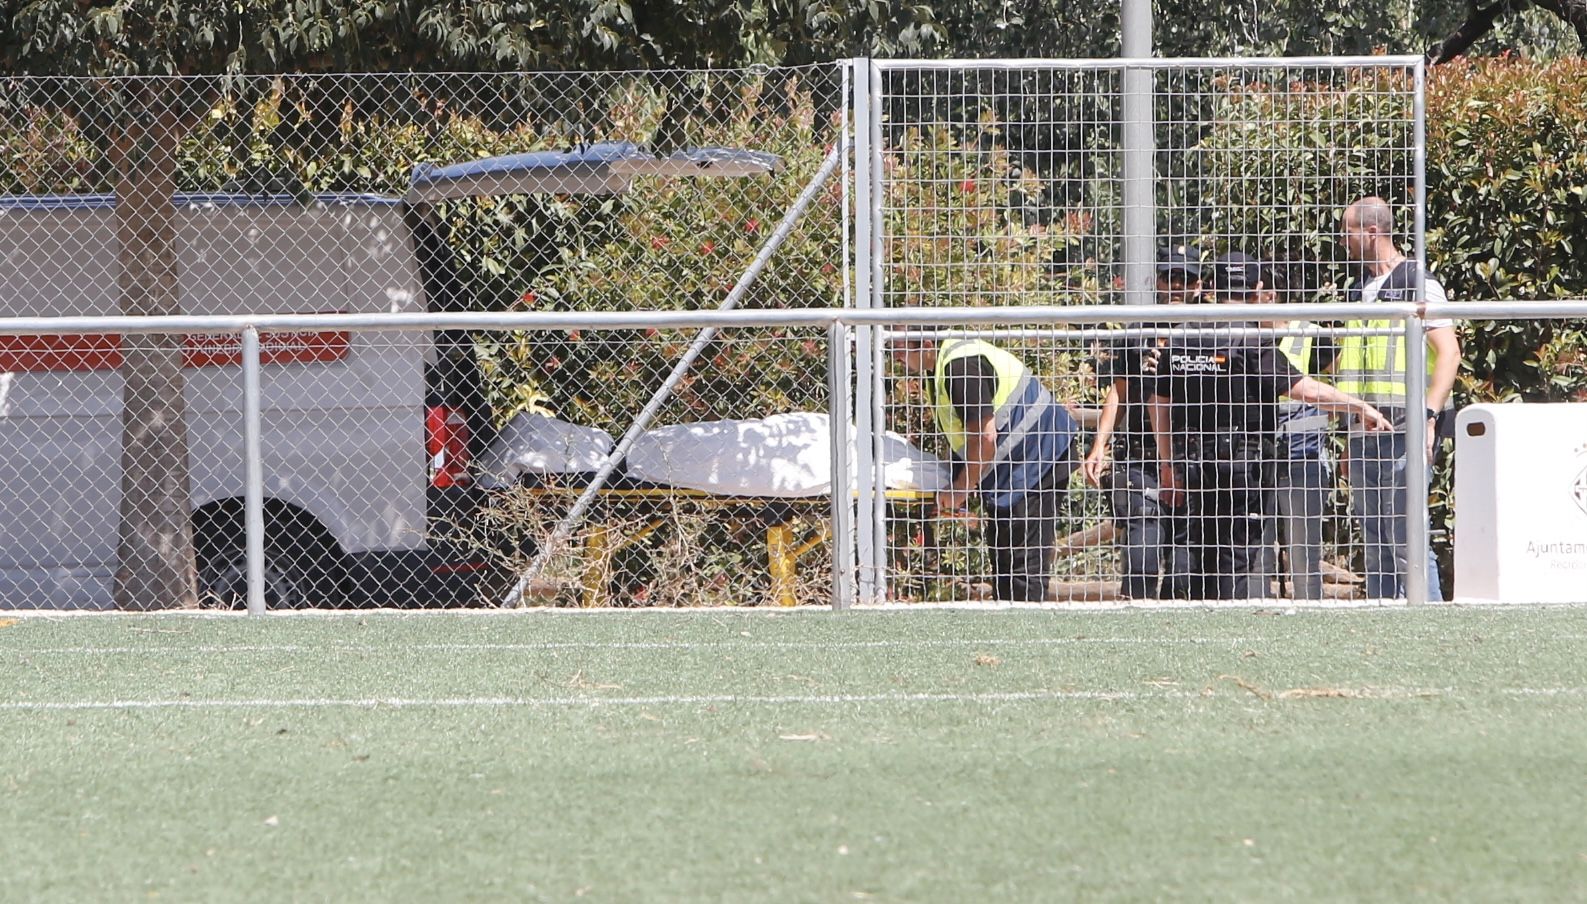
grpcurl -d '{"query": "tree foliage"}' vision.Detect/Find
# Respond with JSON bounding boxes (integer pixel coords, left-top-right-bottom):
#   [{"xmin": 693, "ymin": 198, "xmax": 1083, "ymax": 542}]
[
  {"xmin": 1, "ymin": 1, "xmax": 1580, "ymax": 83},
  {"xmin": 0, "ymin": 1, "xmax": 944, "ymax": 76}
]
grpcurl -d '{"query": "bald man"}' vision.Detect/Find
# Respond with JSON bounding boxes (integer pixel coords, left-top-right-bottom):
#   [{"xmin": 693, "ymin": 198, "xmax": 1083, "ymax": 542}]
[{"xmin": 1337, "ymin": 196, "xmax": 1461, "ymax": 600}]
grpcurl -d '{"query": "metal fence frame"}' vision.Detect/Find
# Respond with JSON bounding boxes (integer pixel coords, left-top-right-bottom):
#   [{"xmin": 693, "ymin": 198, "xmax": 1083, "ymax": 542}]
[
  {"xmin": 2, "ymin": 298, "xmax": 1583, "ymax": 608},
  {"xmin": 854, "ymin": 54, "xmax": 1428, "ymax": 605},
  {"xmin": 5, "ymin": 56, "xmax": 1526, "ymax": 612},
  {"xmin": 3, "ymin": 297, "xmax": 1520, "ymax": 609}
]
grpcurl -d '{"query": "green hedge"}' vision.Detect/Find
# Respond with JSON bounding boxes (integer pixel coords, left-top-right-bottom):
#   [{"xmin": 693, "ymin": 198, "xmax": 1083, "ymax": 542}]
[
  {"xmin": 1427, "ymin": 58, "xmax": 1587, "ymax": 591},
  {"xmin": 1427, "ymin": 56, "xmax": 1587, "ymax": 403}
]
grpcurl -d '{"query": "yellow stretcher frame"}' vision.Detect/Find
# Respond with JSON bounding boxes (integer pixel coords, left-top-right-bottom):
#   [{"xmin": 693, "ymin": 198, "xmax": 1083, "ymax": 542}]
[{"xmin": 523, "ymin": 485, "xmax": 933, "ymax": 607}]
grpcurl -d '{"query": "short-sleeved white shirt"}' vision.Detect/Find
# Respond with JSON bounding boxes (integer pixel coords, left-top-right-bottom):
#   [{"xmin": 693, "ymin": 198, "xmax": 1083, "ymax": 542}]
[
  {"xmin": 1358, "ymin": 268, "xmax": 1453, "ymax": 330},
  {"xmin": 1350, "ymin": 267, "xmax": 1456, "ymax": 431}
]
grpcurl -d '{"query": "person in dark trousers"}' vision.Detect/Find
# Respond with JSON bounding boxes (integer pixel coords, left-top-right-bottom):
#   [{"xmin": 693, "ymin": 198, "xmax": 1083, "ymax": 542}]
[
  {"xmin": 1254, "ymin": 263, "xmax": 1337, "ymax": 600},
  {"xmin": 1147, "ymin": 252, "xmax": 1393, "ymax": 600},
  {"xmin": 892, "ymin": 333, "xmax": 1080, "ymax": 601},
  {"xmin": 1338, "ymin": 196, "xmax": 1461, "ymax": 600},
  {"xmin": 1082, "ymin": 245, "xmax": 1201, "ymax": 598}
]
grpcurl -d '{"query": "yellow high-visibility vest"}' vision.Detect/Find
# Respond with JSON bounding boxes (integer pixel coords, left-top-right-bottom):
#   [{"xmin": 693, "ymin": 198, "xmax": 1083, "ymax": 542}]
[
  {"xmin": 1334, "ymin": 326, "xmax": 1438, "ymax": 406},
  {"xmin": 932, "ymin": 339, "xmax": 1039, "ymax": 456},
  {"xmin": 1278, "ymin": 329, "xmax": 1312, "ymax": 375},
  {"xmin": 1336, "ymin": 262, "xmax": 1439, "ymax": 407}
]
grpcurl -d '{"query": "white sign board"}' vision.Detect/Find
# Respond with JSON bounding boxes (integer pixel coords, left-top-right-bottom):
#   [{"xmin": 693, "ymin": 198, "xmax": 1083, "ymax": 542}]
[{"xmin": 1455, "ymin": 403, "xmax": 1587, "ymax": 602}]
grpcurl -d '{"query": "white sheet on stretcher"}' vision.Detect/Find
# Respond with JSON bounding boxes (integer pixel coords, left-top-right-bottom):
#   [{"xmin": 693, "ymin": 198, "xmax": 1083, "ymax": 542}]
[
  {"xmin": 477, "ymin": 410, "xmax": 949, "ymax": 496},
  {"xmin": 475, "ymin": 411, "xmax": 615, "ymax": 488},
  {"xmin": 626, "ymin": 411, "xmax": 950, "ymax": 497}
]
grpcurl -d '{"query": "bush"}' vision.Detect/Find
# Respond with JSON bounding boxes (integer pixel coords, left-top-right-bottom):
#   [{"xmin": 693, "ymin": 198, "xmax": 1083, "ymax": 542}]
[{"xmin": 1426, "ymin": 56, "xmax": 1587, "ymax": 403}]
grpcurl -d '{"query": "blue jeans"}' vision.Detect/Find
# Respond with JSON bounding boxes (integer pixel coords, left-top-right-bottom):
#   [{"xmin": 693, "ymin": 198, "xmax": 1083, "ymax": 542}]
[{"xmin": 1347, "ymin": 432, "xmax": 1443, "ymax": 601}]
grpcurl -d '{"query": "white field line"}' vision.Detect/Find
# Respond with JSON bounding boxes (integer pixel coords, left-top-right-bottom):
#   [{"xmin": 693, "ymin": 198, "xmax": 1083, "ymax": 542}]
[
  {"xmin": 1, "ymin": 686, "xmax": 1575, "ymax": 713},
  {"xmin": 6, "ymin": 637, "xmax": 1270, "ymax": 655},
  {"xmin": 1500, "ymin": 687, "xmax": 1587, "ymax": 697},
  {"xmin": 0, "ymin": 690, "xmax": 1190, "ymax": 711},
  {"xmin": 0, "ymin": 686, "xmax": 1479, "ymax": 712},
  {"xmin": 19, "ymin": 631, "xmax": 1587, "ymax": 656}
]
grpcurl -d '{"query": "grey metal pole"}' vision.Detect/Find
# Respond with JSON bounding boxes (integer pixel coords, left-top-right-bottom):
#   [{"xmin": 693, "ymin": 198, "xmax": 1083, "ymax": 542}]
[
  {"xmin": 1121, "ymin": 0, "xmax": 1156, "ymax": 306},
  {"xmin": 832, "ymin": 59, "xmax": 857, "ymax": 612},
  {"xmin": 501, "ymin": 146, "xmax": 845, "ymax": 606},
  {"xmin": 867, "ymin": 59, "xmax": 889, "ymax": 604},
  {"xmin": 827, "ymin": 320, "xmax": 855, "ymax": 610},
  {"xmin": 874, "ymin": 55, "xmax": 1424, "ymax": 71},
  {"xmin": 1423, "ymin": 300, "xmax": 1587, "ymax": 320},
  {"xmin": 1402, "ymin": 316, "xmax": 1430, "ymax": 606},
  {"xmin": 1404, "ymin": 59, "xmax": 1432, "ymax": 606},
  {"xmin": 851, "ymin": 58, "xmax": 879, "ymax": 606},
  {"xmin": 241, "ymin": 327, "xmax": 267, "ymax": 616},
  {"xmin": 0, "ymin": 300, "xmax": 1438, "ymax": 337}
]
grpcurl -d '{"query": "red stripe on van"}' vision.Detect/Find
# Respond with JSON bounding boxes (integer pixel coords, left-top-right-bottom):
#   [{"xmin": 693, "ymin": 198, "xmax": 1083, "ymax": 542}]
[
  {"xmin": 0, "ymin": 334, "xmax": 123, "ymax": 372},
  {"xmin": 184, "ymin": 330, "xmax": 352, "ymax": 368},
  {"xmin": 0, "ymin": 331, "xmax": 351, "ymax": 372}
]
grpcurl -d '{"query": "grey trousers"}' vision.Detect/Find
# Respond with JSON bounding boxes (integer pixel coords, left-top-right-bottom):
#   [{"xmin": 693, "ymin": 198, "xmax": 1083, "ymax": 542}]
[
  {"xmin": 1347, "ymin": 431, "xmax": 1444, "ymax": 601},
  {"xmin": 1260, "ymin": 456, "xmax": 1329, "ymax": 600}
]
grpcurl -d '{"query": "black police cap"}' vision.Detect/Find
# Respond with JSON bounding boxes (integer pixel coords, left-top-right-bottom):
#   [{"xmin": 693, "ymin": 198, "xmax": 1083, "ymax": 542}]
[
  {"xmin": 1156, "ymin": 244, "xmax": 1203, "ymax": 277},
  {"xmin": 1208, "ymin": 251, "xmax": 1263, "ymax": 292}
]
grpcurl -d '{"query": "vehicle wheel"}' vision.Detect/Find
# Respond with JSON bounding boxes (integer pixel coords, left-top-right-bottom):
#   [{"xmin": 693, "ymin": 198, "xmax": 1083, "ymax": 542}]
[{"xmin": 195, "ymin": 514, "xmax": 343, "ymax": 610}]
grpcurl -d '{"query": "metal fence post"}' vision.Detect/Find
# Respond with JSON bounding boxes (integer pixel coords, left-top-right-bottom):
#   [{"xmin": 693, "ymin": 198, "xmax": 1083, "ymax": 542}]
[
  {"xmin": 867, "ymin": 59, "xmax": 889, "ymax": 605},
  {"xmin": 1403, "ymin": 57, "xmax": 1432, "ymax": 607},
  {"xmin": 241, "ymin": 326, "xmax": 267, "ymax": 615},
  {"xmin": 1121, "ymin": 1, "xmax": 1157, "ymax": 307},
  {"xmin": 827, "ymin": 320, "xmax": 855, "ymax": 610},
  {"xmin": 851, "ymin": 57, "xmax": 879, "ymax": 605},
  {"xmin": 1403, "ymin": 314, "xmax": 1430, "ymax": 606},
  {"xmin": 832, "ymin": 62, "xmax": 858, "ymax": 611}
]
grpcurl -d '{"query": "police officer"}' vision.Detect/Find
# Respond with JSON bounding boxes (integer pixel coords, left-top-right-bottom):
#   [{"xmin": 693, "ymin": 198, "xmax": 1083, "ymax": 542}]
[
  {"xmin": 1147, "ymin": 252, "xmax": 1393, "ymax": 600},
  {"xmin": 1082, "ymin": 245, "xmax": 1201, "ymax": 598},
  {"xmin": 892, "ymin": 332, "xmax": 1080, "ymax": 601}
]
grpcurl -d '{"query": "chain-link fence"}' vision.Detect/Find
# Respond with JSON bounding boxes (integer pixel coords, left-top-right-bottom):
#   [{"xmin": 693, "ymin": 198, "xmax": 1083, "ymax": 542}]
[
  {"xmin": 848, "ymin": 56, "xmax": 1434, "ymax": 603},
  {"xmin": 863, "ymin": 57, "xmax": 1422, "ymax": 308},
  {"xmin": 0, "ymin": 67, "xmax": 853, "ymax": 610},
  {"xmin": 874, "ymin": 315, "xmax": 1415, "ymax": 605},
  {"xmin": 4, "ymin": 300, "xmax": 1584, "ymax": 610},
  {"xmin": 12, "ymin": 60, "xmax": 1559, "ymax": 611}
]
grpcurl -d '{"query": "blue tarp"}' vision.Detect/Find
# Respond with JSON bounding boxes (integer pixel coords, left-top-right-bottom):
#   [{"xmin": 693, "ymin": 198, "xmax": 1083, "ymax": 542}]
[
  {"xmin": 0, "ymin": 193, "xmax": 398, "ymax": 211},
  {"xmin": 0, "ymin": 142, "xmax": 782, "ymax": 211},
  {"xmin": 406, "ymin": 141, "xmax": 781, "ymax": 203}
]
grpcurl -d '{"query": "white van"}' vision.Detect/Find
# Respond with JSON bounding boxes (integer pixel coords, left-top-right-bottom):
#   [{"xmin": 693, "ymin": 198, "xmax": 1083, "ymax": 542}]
[
  {"xmin": 0, "ymin": 192, "xmax": 493, "ymax": 609},
  {"xmin": 0, "ymin": 143, "xmax": 779, "ymax": 609}
]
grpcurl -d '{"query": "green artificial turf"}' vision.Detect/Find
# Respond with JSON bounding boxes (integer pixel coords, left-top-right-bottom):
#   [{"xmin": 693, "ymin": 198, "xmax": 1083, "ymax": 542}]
[{"xmin": 2, "ymin": 606, "xmax": 1585, "ymax": 902}]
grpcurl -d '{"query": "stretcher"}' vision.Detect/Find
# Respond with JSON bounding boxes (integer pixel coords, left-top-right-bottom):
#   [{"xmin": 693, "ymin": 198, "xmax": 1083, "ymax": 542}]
[{"xmin": 521, "ymin": 480, "xmax": 934, "ymax": 607}]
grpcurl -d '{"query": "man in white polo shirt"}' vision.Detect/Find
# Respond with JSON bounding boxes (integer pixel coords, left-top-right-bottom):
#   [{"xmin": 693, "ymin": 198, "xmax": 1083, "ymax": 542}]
[{"xmin": 1337, "ymin": 196, "xmax": 1461, "ymax": 600}]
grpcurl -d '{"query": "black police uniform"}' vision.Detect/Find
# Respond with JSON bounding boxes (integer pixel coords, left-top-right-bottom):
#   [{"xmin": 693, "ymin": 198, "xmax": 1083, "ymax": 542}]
[
  {"xmin": 1095, "ymin": 341, "xmax": 1191, "ymax": 598},
  {"xmin": 1147, "ymin": 331, "xmax": 1302, "ymax": 600}
]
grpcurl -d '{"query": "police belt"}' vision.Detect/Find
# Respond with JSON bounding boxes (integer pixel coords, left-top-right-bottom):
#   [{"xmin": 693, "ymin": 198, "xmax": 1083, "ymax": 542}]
[
  {"xmin": 1176, "ymin": 433, "xmax": 1276, "ymax": 462},
  {"xmin": 1110, "ymin": 437, "xmax": 1155, "ymax": 463}
]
